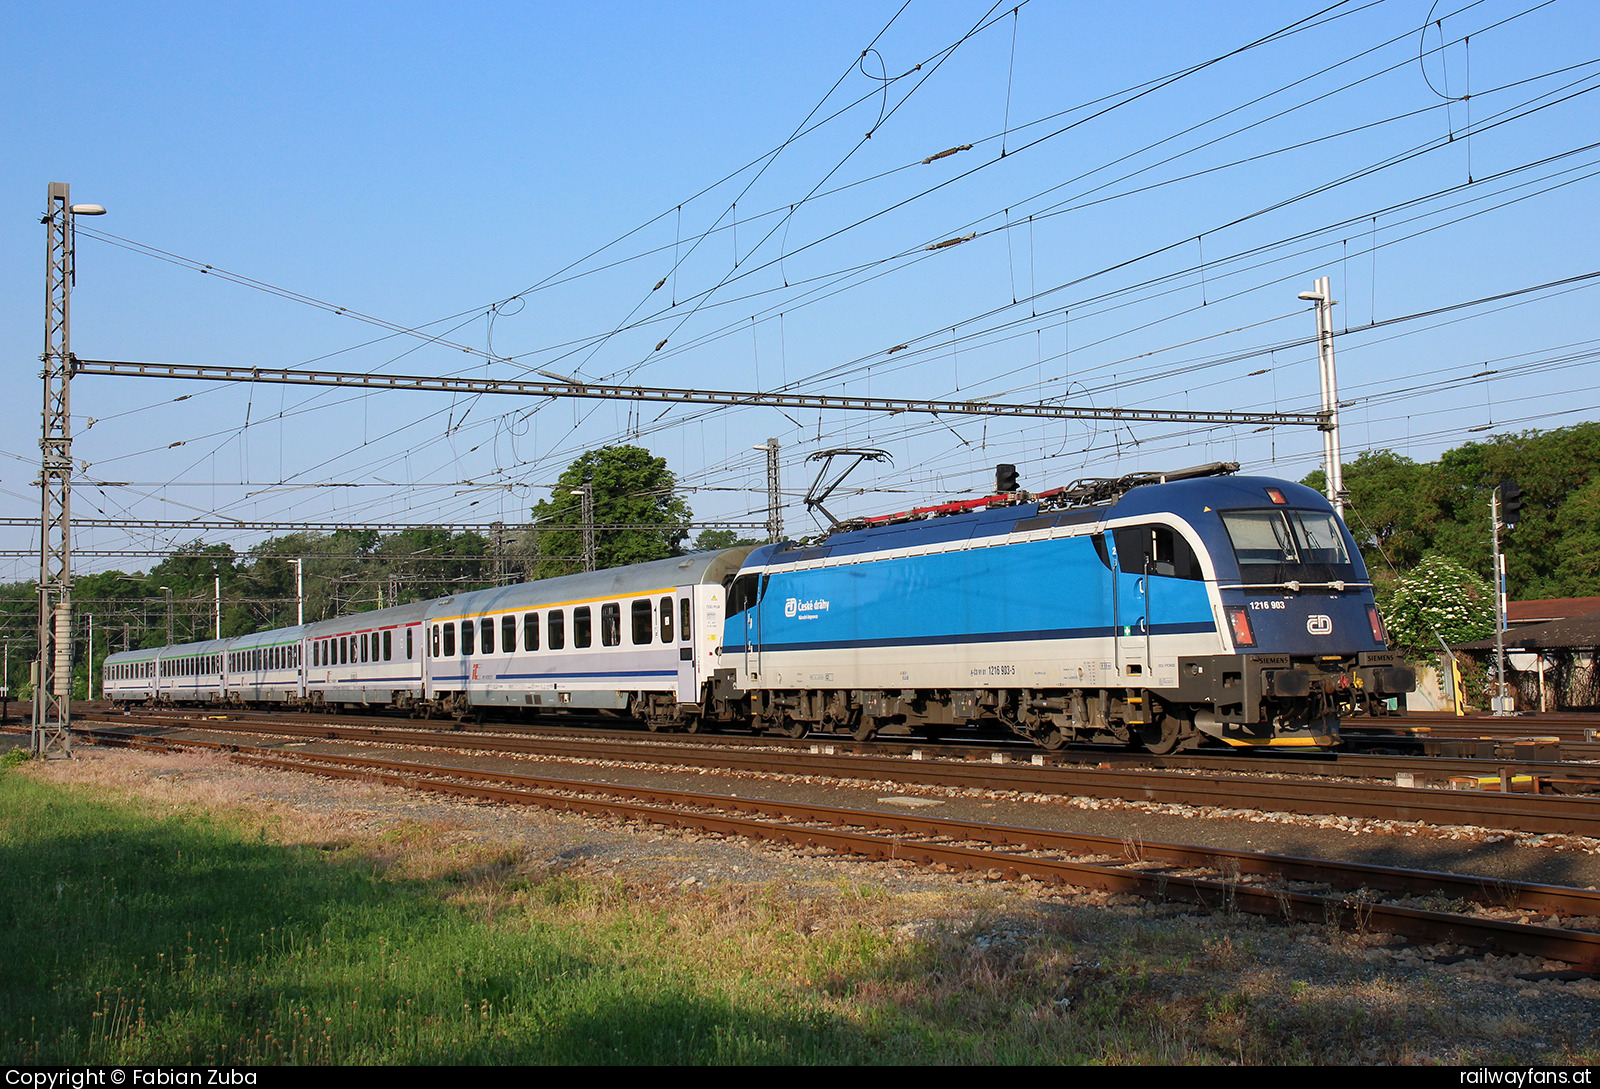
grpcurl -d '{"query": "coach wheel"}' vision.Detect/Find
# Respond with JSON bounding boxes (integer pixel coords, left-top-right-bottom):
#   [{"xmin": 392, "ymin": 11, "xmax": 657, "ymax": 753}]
[{"xmin": 851, "ymin": 717, "xmax": 878, "ymax": 742}]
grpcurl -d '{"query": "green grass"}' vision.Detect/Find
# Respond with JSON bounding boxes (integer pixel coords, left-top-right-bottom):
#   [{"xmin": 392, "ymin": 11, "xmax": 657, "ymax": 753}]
[
  {"xmin": 3, "ymin": 759, "xmax": 1593, "ymax": 1066},
  {"xmin": 0, "ymin": 764, "xmax": 1123, "ymax": 1064}
]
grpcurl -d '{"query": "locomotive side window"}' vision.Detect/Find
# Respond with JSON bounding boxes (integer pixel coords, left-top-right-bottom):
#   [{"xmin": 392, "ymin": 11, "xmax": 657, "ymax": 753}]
[
  {"xmin": 502, "ymin": 615, "xmax": 516, "ymax": 654},
  {"xmin": 524, "ymin": 612, "xmax": 539, "ymax": 652},
  {"xmin": 600, "ymin": 603, "xmax": 621, "ymax": 647},
  {"xmin": 631, "ymin": 599, "xmax": 652, "ymax": 645},
  {"xmin": 659, "ymin": 596, "xmax": 672, "ymax": 643},
  {"xmin": 1113, "ymin": 524, "xmax": 1203, "ymax": 580},
  {"xmin": 548, "ymin": 609, "xmax": 564, "ymax": 651},
  {"xmin": 574, "ymin": 606, "xmax": 592, "ymax": 648},
  {"xmin": 726, "ymin": 575, "xmax": 760, "ymax": 617}
]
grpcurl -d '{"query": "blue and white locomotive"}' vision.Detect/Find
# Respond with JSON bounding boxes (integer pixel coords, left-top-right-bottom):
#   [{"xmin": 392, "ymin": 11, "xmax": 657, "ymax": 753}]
[
  {"xmin": 103, "ymin": 463, "xmax": 1412, "ymax": 750},
  {"xmin": 711, "ymin": 463, "xmax": 1412, "ymax": 750}
]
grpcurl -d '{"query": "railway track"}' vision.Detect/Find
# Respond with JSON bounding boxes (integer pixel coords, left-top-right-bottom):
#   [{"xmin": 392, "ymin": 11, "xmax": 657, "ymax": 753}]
[
  {"xmin": 78, "ymin": 725, "xmax": 1600, "ymax": 975},
  {"xmin": 62, "ymin": 710, "xmax": 1600, "ymax": 837}
]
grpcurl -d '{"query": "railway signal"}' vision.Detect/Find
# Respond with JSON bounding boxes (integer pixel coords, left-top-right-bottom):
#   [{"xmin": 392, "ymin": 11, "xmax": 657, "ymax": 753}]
[{"xmin": 1500, "ymin": 479, "xmax": 1524, "ymax": 529}]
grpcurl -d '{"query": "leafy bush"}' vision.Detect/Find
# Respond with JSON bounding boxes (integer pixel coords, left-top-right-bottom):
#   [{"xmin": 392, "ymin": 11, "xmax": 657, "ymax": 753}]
[{"xmin": 1383, "ymin": 554, "xmax": 1496, "ymax": 654}]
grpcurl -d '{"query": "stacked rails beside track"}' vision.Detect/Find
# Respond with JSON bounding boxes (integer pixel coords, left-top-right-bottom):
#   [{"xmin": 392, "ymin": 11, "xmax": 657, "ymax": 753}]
[
  {"xmin": 51, "ymin": 710, "xmax": 1600, "ymax": 838},
  {"xmin": 59, "ymin": 725, "xmax": 1600, "ymax": 975}
]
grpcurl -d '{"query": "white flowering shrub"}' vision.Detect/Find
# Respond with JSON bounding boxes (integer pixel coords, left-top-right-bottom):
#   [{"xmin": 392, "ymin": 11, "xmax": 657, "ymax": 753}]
[{"xmin": 1383, "ymin": 553, "xmax": 1496, "ymax": 654}]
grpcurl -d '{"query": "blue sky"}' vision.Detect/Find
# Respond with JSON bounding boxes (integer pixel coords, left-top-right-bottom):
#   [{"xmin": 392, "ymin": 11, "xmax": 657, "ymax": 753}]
[{"xmin": 2, "ymin": 0, "xmax": 1597, "ymax": 580}]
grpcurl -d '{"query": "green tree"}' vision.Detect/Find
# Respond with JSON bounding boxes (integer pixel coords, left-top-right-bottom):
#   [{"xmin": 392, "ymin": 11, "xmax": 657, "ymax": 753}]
[
  {"xmin": 1305, "ymin": 449, "xmax": 1440, "ymax": 576},
  {"xmin": 1382, "ymin": 553, "xmax": 1496, "ymax": 655},
  {"xmin": 531, "ymin": 445, "xmax": 691, "ymax": 578},
  {"xmin": 691, "ymin": 528, "xmax": 760, "ymax": 551},
  {"xmin": 1308, "ymin": 421, "xmax": 1600, "ymax": 599}
]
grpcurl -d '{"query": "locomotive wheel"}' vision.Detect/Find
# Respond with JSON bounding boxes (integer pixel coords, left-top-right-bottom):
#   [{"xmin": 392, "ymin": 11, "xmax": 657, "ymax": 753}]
[
  {"xmin": 1141, "ymin": 717, "xmax": 1183, "ymax": 755},
  {"xmin": 1036, "ymin": 727, "xmax": 1069, "ymax": 751}
]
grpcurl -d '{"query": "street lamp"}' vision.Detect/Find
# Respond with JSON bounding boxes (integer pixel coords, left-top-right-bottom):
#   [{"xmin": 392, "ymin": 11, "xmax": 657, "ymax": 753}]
[
  {"xmin": 563, "ymin": 483, "xmax": 595, "ymax": 572},
  {"xmin": 1298, "ymin": 277, "xmax": 1345, "ymax": 518}
]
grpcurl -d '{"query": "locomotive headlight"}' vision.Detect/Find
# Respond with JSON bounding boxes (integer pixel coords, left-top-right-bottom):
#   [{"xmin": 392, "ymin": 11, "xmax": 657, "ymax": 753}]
[{"xmin": 1224, "ymin": 606, "xmax": 1256, "ymax": 648}]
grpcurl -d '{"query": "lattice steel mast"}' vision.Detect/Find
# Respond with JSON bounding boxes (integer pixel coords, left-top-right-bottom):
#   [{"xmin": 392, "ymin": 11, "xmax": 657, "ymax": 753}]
[{"xmin": 34, "ymin": 184, "xmax": 104, "ymax": 758}]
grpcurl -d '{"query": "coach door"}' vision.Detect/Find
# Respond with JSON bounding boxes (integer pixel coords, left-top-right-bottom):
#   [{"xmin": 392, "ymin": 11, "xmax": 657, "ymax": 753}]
[{"xmin": 672, "ymin": 590, "xmax": 695, "ymax": 700}]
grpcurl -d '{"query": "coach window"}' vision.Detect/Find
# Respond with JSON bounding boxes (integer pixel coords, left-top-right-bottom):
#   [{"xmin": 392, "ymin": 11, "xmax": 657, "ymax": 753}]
[
  {"xmin": 461, "ymin": 620, "xmax": 474, "ymax": 656},
  {"xmin": 548, "ymin": 609, "xmax": 564, "ymax": 651},
  {"xmin": 680, "ymin": 598, "xmax": 692, "ymax": 641},
  {"xmin": 631, "ymin": 599, "xmax": 652, "ymax": 645},
  {"xmin": 574, "ymin": 606, "xmax": 592, "ymax": 648},
  {"xmin": 481, "ymin": 618, "xmax": 494, "ymax": 654},
  {"xmin": 524, "ymin": 612, "xmax": 539, "ymax": 652},
  {"xmin": 442, "ymin": 623, "xmax": 455, "ymax": 657},
  {"xmin": 601, "ymin": 603, "xmax": 620, "ymax": 647},
  {"xmin": 383, "ymin": 630, "xmax": 392, "ymax": 661},
  {"xmin": 502, "ymin": 615, "xmax": 516, "ymax": 654},
  {"xmin": 431, "ymin": 625, "xmax": 440, "ymax": 656},
  {"xmin": 658, "ymin": 596, "xmax": 673, "ymax": 642},
  {"xmin": 406, "ymin": 629, "xmax": 414, "ymax": 660}
]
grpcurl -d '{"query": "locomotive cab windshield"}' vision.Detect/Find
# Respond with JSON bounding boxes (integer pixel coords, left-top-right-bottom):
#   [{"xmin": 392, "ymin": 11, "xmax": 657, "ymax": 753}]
[{"xmin": 1219, "ymin": 508, "xmax": 1356, "ymax": 586}]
